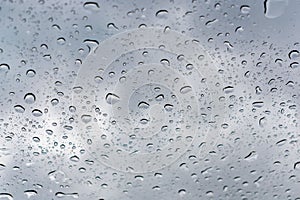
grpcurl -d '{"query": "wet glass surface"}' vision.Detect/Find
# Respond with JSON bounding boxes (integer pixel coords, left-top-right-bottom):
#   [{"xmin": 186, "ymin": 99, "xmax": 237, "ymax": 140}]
[{"xmin": 0, "ymin": 0, "xmax": 300, "ymax": 199}]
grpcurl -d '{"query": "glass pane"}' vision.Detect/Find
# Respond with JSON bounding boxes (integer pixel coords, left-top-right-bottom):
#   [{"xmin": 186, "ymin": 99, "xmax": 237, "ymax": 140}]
[{"xmin": 0, "ymin": 0, "xmax": 299, "ymax": 199}]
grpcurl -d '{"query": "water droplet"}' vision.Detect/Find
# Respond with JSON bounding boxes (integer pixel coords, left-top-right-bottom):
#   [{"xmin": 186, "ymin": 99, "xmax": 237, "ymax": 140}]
[
  {"xmin": 0, "ymin": 63, "xmax": 10, "ymax": 73},
  {"xmin": 164, "ymin": 104, "xmax": 174, "ymax": 112},
  {"xmin": 105, "ymin": 93, "xmax": 120, "ymax": 105},
  {"xmin": 24, "ymin": 190, "xmax": 37, "ymax": 198},
  {"xmin": 290, "ymin": 62, "xmax": 299, "ymax": 69},
  {"xmin": 240, "ymin": 5, "xmax": 251, "ymax": 14},
  {"xmin": 32, "ymin": 137, "xmax": 40, "ymax": 142},
  {"xmin": 14, "ymin": 105, "xmax": 25, "ymax": 113},
  {"xmin": 252, "ymin": 101, "xmax": 264, "ymax": 108},
  {"xmin": 24, "ymin": 93, "xmax": 36, "ymax": 104},
  {"xmin": 264, "ymin": 0, "xmax": 288, "ymax": 19},
  {"xmin": 223, "ymin": 86, "xmax": 234, "ymax": 94},
  {"xmin": 0, "ymin": 193, "xmax": 13, "ymax": 200},
  {"xmin": 276, "ymin": 139, "xmax": 287, "ymax": 146},
  {"xmin": 244, "ymin": 151, "xmax": 258, "ymax": 161},
  {"xmin": 83, "ymin": 2, "xmax": 100, "ymax": 12},
  {"xmin": 57, "ymin": 37, "xmax": 66, "ymax": 45},
  {"xmin": 107, "ymin": 23, "xmax": 119, "ymax": 30},
  {"xmin": 26, "ymin": 69, "xmax": 36, "ymax": 77},
  {"xmin": 55, "ymin": 192, "xmax": 79, "ymax": 199},
  {"xmin": 178, "ymin": 189, "xmax": 186, "ymax": 196},
  {"xmin": 70, "ymin": 155, "xmax": 80, "ymax": 162},
  {"xmin": 288, "ymin": 50, "xmax": 299, "ymax": 59},
  {"xmin": 155, "ymin": 94, "xmax": 164, "ymax": 101},
  {"xmin": 138, "ymin": 101, "xmax": 150, "ymax": 109},
  {"xmin": 294, "ymin": 161, "xmax": 300, "ymax": 170},
  {"xmin": 51, "ymin": 98, "xmax": 59, "ymax": 106},
  {"xmin": 180, "ymin": 86, "xmax": 192, "ymax": 94},
  {"xmin": 155, "ymin": 10, "xmax": 168, "ymax": 18},
  {"xmin": 32, "ymin": 109, "xmax": 43, "ymax": 117},
  {"xmin": 81, "ymin": 114, "xmax": 92, "ymax": 123}
]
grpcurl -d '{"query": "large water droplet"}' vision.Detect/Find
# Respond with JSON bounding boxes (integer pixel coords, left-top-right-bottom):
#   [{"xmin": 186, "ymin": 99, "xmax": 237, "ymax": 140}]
[
  {"xmin": 264, "ymin": 0, "xmax": 288, "ymax": 19},
  {"xmin": 14, "ymin": 105, "xmax": 25, "ymax": 113},
  {"xmin": 24, "ymin": 190, "xmax": 37, "ymax": 198},
  {"xmin": 24, "ymin": 93, "xmax": 36, "ymax": 104},
  {"xmin": 81, "ymin": 114, "xmax": 92, "ymax": 123},
  {"xmin": 32, "ymin": 109, "xmax": 43, "ymax": 117},
  {"xmin": 0, "ymin": 63, "xmax": 10, "ymax": 73},
  {"xmin": 105, "ymin": 93, "xmax": 120, "ymax": 105},
  {"xmin": 180, "ymin": 86, "xmax": 192, "ymax": 94},
  {"xmin": 83, "ymin": 2, "xmax": 100, "ymax": 12}
]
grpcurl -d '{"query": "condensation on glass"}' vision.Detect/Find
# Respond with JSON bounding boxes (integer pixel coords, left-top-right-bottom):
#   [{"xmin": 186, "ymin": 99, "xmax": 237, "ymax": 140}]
[{"xmin": 0, "ymin": 0, "xmax": 300, "ymax": 199}]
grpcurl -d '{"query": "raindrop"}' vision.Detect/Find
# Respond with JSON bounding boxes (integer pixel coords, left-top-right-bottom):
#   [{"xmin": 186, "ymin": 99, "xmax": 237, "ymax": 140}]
[
  {"xmin": 0, "ymin": 63, "xmax": 10, "ymax": 73},
  {"xmin": 105, "ymin": 93, "xmax": 120, "ymax": 105},
  {"xmin": 178, "ymin": 189, "xmax": 186, "ymax": 196},
  {"xmin": 107, "ymin": 23, "xmax": 119, "ymax": 30},
  {"xmin": 26, "ymin": 69, "xmax": 36, "ymax": 77},
  {"xmin": 244, "ymin": 151, "xmax": 258, "ymax": 161},
  {"xmin": 83, "ymin": 2, "xmax": 100, "ymax": 11},
  {"xmin": 81, "ymin": 114, "xmax": 92, "ymax": 123},
  {"xmin": 32, "ymin": 137, "xmax": 40, "ymax": 142},
  {"xmin": 55, "ymin": 192, "xmax": 79, "ymax": 199},
  {"xmin": 14, "ymin": 105, "xmax": 25, "ymax": 113},
  {"xmin": 264, "ymin": 0, "xmax": 288, "ymax": 19},
  {"xmin": 155, "ymin": 10, "xmax": 168, "ymax": 18},
  {"xmin": 51, "ymin": 98, "xmax": 59, "ymax": 106},
  {"xmin": 223, "ymin": 86, "xmax": 234, "ymax": 94},
  {"xmin": 70, "ymin": 155, "xmax": 80, "ymax": 162},
  {"xmin": 0, "ymin": 193, "xmax": 13, "ymax": 200},
  {"xmin": 57, "ymin": 37, "xmax": 66, "ymax": 45},
  {"xmin": 155, "ymin": 94, "xmax": 164, "ymax": 101},
  {"xmin": 252, "ymin": 101, "xmax": 264, "ymax": 108},
  {"xmin": 32, "ymin": 109, "xmax": 43, "ymax": 117},
  {"xmin": 164, "ymin": 104, "xmax": 174, "ymax": 112},
  {"xmin": 24, "ymin": 190, "xmax": 37, "ymax": 198},
  {"xmin": 138, "ymin": 101, "xmax": 150, "ymax": 109},
  {"xmin": 240, "ymin": 5, "xmax": 251, "ymax": 14},
  {"xmin": 180, "ymin": 86, "xmax": 192, "ymax": 94},
  {"xmin": 294, "ymin": 161, "xmax": 300, "ymax": 170},
  {"xmin": 276, "ymin": 139, "xmax": 287, "ymax": 146},
  {"xmin": 288, "ymin": 50, "xmax": 299, "ymax": 59},
  {"xmin": 24, "ymin": 93, "xmax": 36, "ymax": 104},
  {"xmin": 290, "ymin": 62, "xmax": 299, "ymax": 69}
]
